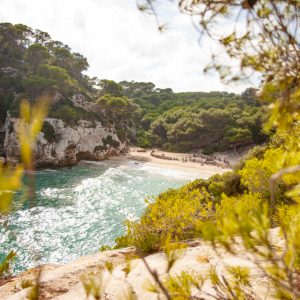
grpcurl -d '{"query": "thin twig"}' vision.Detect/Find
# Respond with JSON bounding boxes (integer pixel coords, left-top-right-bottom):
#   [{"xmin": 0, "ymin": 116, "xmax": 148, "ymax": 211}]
[{"xmin": 137, "ymin": 250, "xmax": 171, "ymax": 300}]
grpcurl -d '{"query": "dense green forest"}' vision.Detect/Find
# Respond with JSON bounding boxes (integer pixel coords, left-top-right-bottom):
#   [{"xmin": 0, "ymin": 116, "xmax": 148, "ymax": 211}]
[
  {"xmin": 119, "ymin": 81, "xmax": 266, "ymax": 152},
  {"xmin": 0, "ymin": 22, "xmax": 265, "ymax": 154},
  {"xmin": 0, "ymin": 23, "xmax": 93, "ymax": 120}
]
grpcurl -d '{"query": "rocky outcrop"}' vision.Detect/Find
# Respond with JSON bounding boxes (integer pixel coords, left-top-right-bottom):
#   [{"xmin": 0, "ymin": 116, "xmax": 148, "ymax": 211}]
[
  {"xmin": 3, "ymin": 114, "xmax": 126, "ymax": 168},
  {"xmin": 0, "ymin": 229, "xmax": 283, "ymax": 300},
  {"xmin": 70, "ymin": 94, "xmax": 97, "ymax": 112}
]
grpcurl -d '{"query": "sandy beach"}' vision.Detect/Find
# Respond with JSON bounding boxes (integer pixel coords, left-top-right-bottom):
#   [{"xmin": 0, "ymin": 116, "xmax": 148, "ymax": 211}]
[{"xmin": 109, "ymin": 147, "xmax": 233, "ymax": 179}]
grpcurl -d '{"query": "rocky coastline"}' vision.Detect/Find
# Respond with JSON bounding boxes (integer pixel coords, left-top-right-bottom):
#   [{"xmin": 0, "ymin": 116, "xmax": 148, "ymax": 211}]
[
  {"xmin": 0, "ymin": 228, "xmax": 282, "ymax": 300},
  {"xmin": 0, "ymin": 112, "xmax": 126, "ymax": 169}
]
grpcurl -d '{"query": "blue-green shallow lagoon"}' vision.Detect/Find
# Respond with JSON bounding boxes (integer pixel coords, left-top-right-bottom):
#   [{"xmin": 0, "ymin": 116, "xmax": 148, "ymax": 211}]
[{"xmin": 0, "ymin": 160, "xmax": 198, "ymax": 274}]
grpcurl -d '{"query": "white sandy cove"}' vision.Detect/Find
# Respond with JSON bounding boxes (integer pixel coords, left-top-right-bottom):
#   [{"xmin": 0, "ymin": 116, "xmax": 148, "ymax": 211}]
[
  {"xmin": 1, "ymin": 229, "xmax": 282, "ymax": 300},
  {"xmin": 109, "ymin": 148, "xmax": 232, "ymax": 180}
]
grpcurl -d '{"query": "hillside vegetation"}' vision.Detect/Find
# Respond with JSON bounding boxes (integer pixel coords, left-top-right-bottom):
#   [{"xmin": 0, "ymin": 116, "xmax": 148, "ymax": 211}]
[
  {"xmin": 0, "ymin": 22, "xmax": 265, "ymax": 154},
  {"xmin": 0, "ymin": 23, "xmax": 137, "ymax": 141},
  {"xmin": 119, "ymin": 81, "xmax": 266, "ymax": 152},
  {"xmin": 0, "ymin": 23, "xmax": 92, "ymax": 120}
]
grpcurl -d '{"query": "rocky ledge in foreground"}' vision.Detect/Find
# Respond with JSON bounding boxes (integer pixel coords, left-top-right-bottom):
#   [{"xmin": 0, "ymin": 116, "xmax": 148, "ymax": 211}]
[{"xmin": 0, "ymin": 230, "xmax": 283, "ymax": 300}]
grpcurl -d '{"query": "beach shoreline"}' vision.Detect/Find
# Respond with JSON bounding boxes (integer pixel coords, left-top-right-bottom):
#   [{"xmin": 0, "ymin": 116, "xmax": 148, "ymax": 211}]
[{"xmin": 107, "ymin": 147, "xmax": 233, "ymax": 178}]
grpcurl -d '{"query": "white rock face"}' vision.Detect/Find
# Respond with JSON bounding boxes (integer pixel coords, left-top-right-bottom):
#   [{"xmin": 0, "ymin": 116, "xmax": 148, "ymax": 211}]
[
  {"xmin": 4, "ymin": 116, "xmax": 125, "ymax": 167},
  {"xmin": 70, "ymin": 94, "xmax": 97, "ymax": 112}
]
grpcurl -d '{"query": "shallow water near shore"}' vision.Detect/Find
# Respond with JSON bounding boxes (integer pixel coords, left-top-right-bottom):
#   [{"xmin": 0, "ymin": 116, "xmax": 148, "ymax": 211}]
[{"xmin": 0, "ymin": 160, "xmax": 199, "ymax": 274}]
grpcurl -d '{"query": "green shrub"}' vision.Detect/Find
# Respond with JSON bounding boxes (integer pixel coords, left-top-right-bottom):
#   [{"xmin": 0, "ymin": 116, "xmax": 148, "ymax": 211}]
[
  {"xmin": 42, "ymin": 121, "xmax": 56, "ymax": 142},
  {"xmin": 99, "ymin": 245, "xmax": 113, "ymax": 252},
  {"xmin": 202, "ymin": 145, "xmax": 221, "ymax": 155},
  {"xmin": 117, "ymin": 222, "xmax": 161, "ymax": 254},
  {"xmin": 116, "ymin": 127, "xmax": 127, "ymax": 142},
  {"xmin": 162, "ymin": 141, "xmax": 195, "ymax": 152},
  {"xmin": 162, "ymin": 142, "xmax": 177, "ymax": 152},
  {"xmin": 51, "ymin": 104, "xmax": 79, "ymax": 124},
  {"xmin": 50, "ymin": 102, "xmax": 98, "ymax": 125},
  {"xmin": 136, "ymin": 130, "xmax": 154, "ymax": 148},
  {"xmin": 208, "ymin": 172, "xmax": 245, "ymax": 198},
  {"xmin": 0, "ymin": 251, "xmax": 16, "ymax": 279},
  {"xmin": 115, "ymin": 187, "xmax": 213, "ymax": 252},
  {"xmin": 175, "ymin": 141, "xmax": 195, "ymax": 152},
  {"xmin": 102, "ymin": 135, "xmax": 120, "ymax": 148}
]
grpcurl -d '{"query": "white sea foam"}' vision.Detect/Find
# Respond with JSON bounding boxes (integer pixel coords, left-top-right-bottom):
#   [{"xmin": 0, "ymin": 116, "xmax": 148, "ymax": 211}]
[
  {"xmin": 40, "ymin": 187, "xmax": 70, "ymax": 199},
  {"xmin": 134, "ymin": 164, "xmax": 200, "ymax": 180},
  {"xmin": 114, "ymin": 160, "xmax": 201, "ymax": 180},
  {"xmin": 79, "ymin": 159, "xmax": 201, "ymax": 180}
]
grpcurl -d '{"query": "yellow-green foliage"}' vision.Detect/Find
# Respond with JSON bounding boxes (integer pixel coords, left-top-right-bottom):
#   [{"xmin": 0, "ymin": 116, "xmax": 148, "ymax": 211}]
[
  {"xmin": 80, "ymin": 259, "xmax": 138, "ymax": 300},
  {"xmin": 0, "ymin": 164, "xmax": 23, "ymax": 214},
  {"xmin": 209, "ymin": 266, "xmax": 252, "ymax": 299},
  {"xmin": 116, "ymin": 187, "xmax": 213, "ymax": 253},
  {"xmin": 239, "ymin": 146, "xmax": 300, "ymax": 201},
  {"xmin": 21, "ymin": 279, "xmax": 34, "ymax": 289},
  {"xmin": 0, "ymin": 251, "xmax": 16, "ymax": 278},
  {"xmin": 207, "ymin": 171, "xmax": 244, "ymax": 198},
  {"xmin": 18, "ymin": 98, "xmax": 49, "ymax": 169},
  {"xmin": 0, "ymin": 98, "xmax": 48, "ymax": 280},
  {"xmin": 0, "ymin": 97, "xmax": 48, "ymax": 214},
  {"xmin": 115, "ymin": 148, "xmax": 295, "ymax": 253},
  {"xmin": 202, "ymin": 196, "xmax": 300, "ymax": 298},
  {"xmin": 81, "ymin": 272, "xmax": 104, "ymax": 300},
  {"xmin": 200, "ymin": 121, "xmax": 300, "ymax": 297},
  {"xmin": 202, "ymin": 193, "xmax": 268, "ymax": 246},
  {"xmin": 163, "ymin": 271, "xmax": 202, "ymax": 300}
]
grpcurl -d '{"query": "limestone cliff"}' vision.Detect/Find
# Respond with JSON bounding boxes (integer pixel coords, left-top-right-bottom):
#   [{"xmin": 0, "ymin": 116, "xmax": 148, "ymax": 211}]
[{"xmin": 2, "ymin": 113, "xmax": 126, "ymax": 168}]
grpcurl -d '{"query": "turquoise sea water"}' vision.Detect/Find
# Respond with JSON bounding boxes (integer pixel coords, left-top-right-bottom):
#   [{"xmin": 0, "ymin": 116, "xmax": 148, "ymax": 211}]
[{"xmin": 0, "ymin": 160, "xmax": 198, "ymax": 274}]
